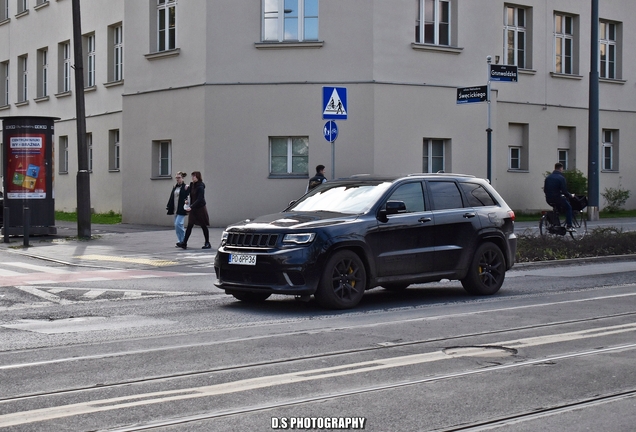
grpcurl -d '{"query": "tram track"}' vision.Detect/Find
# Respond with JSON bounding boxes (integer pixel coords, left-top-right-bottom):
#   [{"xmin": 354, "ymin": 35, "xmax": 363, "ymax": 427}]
[{"xmin": 1, "ymin": 310, "xmax": 635, "ymax": 405}]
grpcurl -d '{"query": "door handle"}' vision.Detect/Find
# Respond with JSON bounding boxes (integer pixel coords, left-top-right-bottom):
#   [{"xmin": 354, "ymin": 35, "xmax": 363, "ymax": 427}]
[
  {"xmin": 463, "ymin": 212, "xmax": 476, "ymax": 218},
  {"xmin": 418, "ymin": 217, "xmax": 432, "ymax": 223}
]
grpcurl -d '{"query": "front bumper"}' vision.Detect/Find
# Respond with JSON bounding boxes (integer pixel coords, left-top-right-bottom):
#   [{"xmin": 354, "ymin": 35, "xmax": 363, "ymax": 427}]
[{"xmin": 214, "ymin": 245, "xmax": 323, "ymax": 296}]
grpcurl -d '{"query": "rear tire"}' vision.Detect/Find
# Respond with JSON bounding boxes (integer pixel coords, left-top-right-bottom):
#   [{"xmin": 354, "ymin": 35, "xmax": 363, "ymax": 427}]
[
  {"xmin": 314, "ymin": 250, "xmax": 367, "ymax": 309},
  {"xmin": 231, "ymin": 292, "xmax": 271, "ymax": 303},
  {"xmin": 569, "ymin": 212, "xmax": 588, "ymax": 240},
  {"xmin": 461, "ymin": 242, "xmax": 506, "ymax": 296}
]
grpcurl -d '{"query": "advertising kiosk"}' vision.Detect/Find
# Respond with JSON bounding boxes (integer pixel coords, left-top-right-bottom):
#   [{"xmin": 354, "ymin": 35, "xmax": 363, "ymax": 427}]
[{"xmin": 2, "ymin": 116, "xmax": 58, "ymax": 236}]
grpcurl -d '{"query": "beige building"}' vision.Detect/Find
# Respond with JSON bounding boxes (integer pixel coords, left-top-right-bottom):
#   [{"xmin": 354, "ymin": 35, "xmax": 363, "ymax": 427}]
[{"xmin": 1, "ymin": 1, "xmax": 635, "ymax": 227}]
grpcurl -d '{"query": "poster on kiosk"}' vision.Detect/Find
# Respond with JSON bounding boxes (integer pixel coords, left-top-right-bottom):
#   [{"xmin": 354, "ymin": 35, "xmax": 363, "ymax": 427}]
[{"xmin": 2, "ymin": 116, "xmax": 58, "ymax": 236}]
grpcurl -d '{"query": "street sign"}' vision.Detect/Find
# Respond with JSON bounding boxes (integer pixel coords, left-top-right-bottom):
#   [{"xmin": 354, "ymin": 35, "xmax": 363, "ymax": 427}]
[
  {"xmin": 323, "ymin": 121, "xmax": 338, "ymax": 143},
  {"xmin": 323, "ymin": 87, "xmax": 348, "ymax": 120},
  {"xmin": 456, "ymin": 85, "xmax": 488, "ymax": 104},
  {"xmin": 490, "ymin": 64, "xmax": 518, "ymax": 82}
]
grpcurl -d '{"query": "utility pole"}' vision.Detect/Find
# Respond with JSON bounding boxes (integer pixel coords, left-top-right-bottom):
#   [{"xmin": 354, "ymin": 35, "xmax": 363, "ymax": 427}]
[
  {"xmin": 486, "ymin": 55, "xmax": 492, "ymax": 183},
  {"xmin": 72, "ymin": 0, "xmax": 91, "ymax": 238},
  {"xmin": 587, "ymin": 0, "xmax": 600, "ymax": 221}
]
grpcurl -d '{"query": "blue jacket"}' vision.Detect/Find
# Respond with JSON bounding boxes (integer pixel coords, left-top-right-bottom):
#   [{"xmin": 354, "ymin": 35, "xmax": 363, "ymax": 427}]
[{"xmin": 544, "ymin": 170, "xmax": 571, "ymax": 204}]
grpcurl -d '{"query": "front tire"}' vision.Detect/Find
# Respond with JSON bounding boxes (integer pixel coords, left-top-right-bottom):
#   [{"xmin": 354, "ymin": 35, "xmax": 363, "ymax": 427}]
[
  {"xmin": 461, "ymin": 243, "xmax": 506, "ymax": 296},
  {"xmin": 231, "ymin": 292, "xmax": 271, "ymax": 303},
  {"xmin": 314, "ymin": 250, "xmax": 367, "ymax": 309}
]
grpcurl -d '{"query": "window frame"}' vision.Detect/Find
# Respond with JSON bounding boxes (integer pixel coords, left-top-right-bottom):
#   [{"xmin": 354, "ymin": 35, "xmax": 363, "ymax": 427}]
[
  {"xmin": 416, "ymin": 0, "xmax": 451, "ymax": 46},
  {"xmin": 113, "ymin": 24, "xmax": 123, "ymax": 81},
  {"xmin": 84, "ymin": 33, "xmax": 96, "ymax": 88},
  {"xmin": 58, "ymin": 41, "xmax": 71, "ymax": 93},
  {"xmin": 17, "ymin": 54, "xmax": 27, "ymax": 102},
  {"xmin": 1, "ymin": 0, "xmax": 9, "ymax": 21},
  {"xmin": 602, "ymin": 129, "xmax": 617, "ymax": 171},
  {"xmin": 17, "ymin": 0, "xmax": 27, "ymax": 14},
  {"xmin": 59, "ymin": 135, "xmax": 69, "ymax": 174},
  {"xmin": 262, "ymin": 0, "xmax": 319, "ymax": 43},
  {"xmin": 109, "ymin": 129, "xmax": 120, "ymax": 171},
  {"xmin": 269, "ymin": 136, "xmax": 309, "ymax": 177},
  {"xmin": 1, "ymin": 60, "xmax": 9, "ymax": 106},
  {"xmin": 599, "ymin": 20, "xmax": 617, "ymax": 79},
  {"xmin": 504, "ymin": 5, "xmax": 527, "ymax": 69},
  {"xmin": 554, "ymin": 13, "xmax": 574, "ymax": 74},
  {"xmin": 558, "ymin": 149, "xmax": 569, "ymax": 170},
  {"xmin": 509, "ymin": 147, "xmax": 521, "ymax": 170},
  {"xmin": 37, "ymin": 47, "xmax": 48, "ymax": 98},
  {"xmin": 423, "ymin": 138, "xmax": 446, "ymax": 173},
  {"xmin": 157, "ymin": 0, "xmax": 177, "ymax": 52},
  {"xmin": 152, "ymin": 140, "xmax": 172, "ymax": 178}
]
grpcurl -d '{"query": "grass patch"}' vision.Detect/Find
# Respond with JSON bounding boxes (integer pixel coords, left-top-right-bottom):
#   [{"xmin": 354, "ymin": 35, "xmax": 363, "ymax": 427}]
[
  {"xmin": 55, "ymin": 210, "xmax": 122, "ymax": 224},
  {"xmin": 516, "ymin": 226, "xmax": 636, "ymax": 262}
]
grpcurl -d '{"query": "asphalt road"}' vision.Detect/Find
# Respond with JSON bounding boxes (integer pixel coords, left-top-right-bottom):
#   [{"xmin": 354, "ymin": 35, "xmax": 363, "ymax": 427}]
[{"xmin": 0, "ymin": 248, "xmax": 635, "ymax": 431}]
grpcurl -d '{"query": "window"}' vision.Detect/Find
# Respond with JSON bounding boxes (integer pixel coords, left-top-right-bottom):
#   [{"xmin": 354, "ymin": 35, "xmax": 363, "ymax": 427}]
[
  {"xmin": 59, "ymin": 136, "xmax": 69, "ymax": 173},
  {"xmin": 555, "ymin": 13, "xmax": 574, "ymax": 74},
  {"xmin": 602, "ymin": 129, "xmax": 618, "ymax": 171},
  {"xmin": 387, "ymin": 182, "xmax": 425, "ymax": 213},
  {"xmin": 157, "ymin": 0, "xmax": 176, "ymax": 51},
  {"xmin": 269, "ymin": 137, "xmax": 309, "ymax": 176},
  {"xmin": 152, "ymin": 140, "xmax": 171, "ymax": 177},
  {"xmin": 557, "ymin": 126, "xmax": 576, "ymax": 170},
  {"xmin": 600, "ymin": 20, "xmax": 618, "ymax": 79},
  {"xmin": 108, "ymin": 23, "xmax": 123, "ymax": 82},
  {"xmin": 84, "ymin": 33, "xmax": 95, "ymax": 87},
  {"xmin": 416, "ymin": 0, "xmax": 450, "ymax": 45},
  {"xmin": 17, "ymin": 0, "xmax": 27, "ymax": 14},
  {"xmin": 459, "ymin": 183, "xmax": 497, "ymax": 207},
  {"xmin": 1, "ymin": 0, "xmax": 8, "ymax": 21},
  {"xmin": 17, "ymin": 54, "xmax": 27, "ymax": 102},
  {"xmin": 262, "ymin": 0, "xmax": 319, "ymax": 42},
  {"xmin": 58, "ymin": 41, "xmax": 71, "ymax": 93},
  {"xmin": 508, "ymin": 123, "xmax": 528, "ymax": 170},
  {"xmin": 109, "ymin": 129, "xmax": 120, "ymax": 171},
  {"xmin": 558, "ymin": 150, "xmax": 569, "ymax": 170},
  {"xmin": 1, "ymin": 61, "xmax": 8, "ymax": 106},
  {"xmin": 37, "ymin": 47, "xmax": 48, "ymax": 98},
  {"xmin": 423, "ymin": 139, "xmax": 446, "ymax": 173},
  {"xmin": 87, "ymin": 133, "xmax": 93, "ymax": 172},
  {"xmin": 429, "ymin": 181, "xmax": 464, "ymax": 210},
  {"xmin": 504, "ymin": 5, "xmax": 529, "ymax": 69}
]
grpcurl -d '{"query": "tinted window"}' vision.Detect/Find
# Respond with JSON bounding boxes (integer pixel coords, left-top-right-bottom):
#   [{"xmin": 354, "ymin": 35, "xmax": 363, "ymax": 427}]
[
  {"xmin": 386, "ymin": 182, "xmax": 425, "ymax": 213},
  {"xmin": 429, "ymin": 181, "xmax": 464, "ymax": 210},
  {"xmin": 460, "ymin": 183, "xmax": 497, "ymax": 207}
]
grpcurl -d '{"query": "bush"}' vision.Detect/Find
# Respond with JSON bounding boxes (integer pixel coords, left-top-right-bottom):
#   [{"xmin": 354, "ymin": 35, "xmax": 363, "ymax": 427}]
[
  {"xmin": 516, "ymin": 227, "xmax": 636, "ymax": 262},
  {"xmin": 601, "ymin": 183, "xmax": 631, "ymax": 213},
  {"xmin": 543, "ymin": 168, "xmax": 587, "ymax": 196}
]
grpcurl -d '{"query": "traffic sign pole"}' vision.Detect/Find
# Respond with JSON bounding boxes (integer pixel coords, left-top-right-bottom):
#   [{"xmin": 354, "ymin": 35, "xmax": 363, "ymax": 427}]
[{"xmin": 487, "ymin": 56, "xmax": 492, "ymax": 183}]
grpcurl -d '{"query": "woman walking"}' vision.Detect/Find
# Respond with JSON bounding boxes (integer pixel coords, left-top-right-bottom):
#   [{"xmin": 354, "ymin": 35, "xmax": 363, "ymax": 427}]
[
  {"xmin": 166, "ymin": 171, "xmax": 190, "ymax": 247},
  {"xmin": 180, "ymin": 171, "xmax": 211, "ymax": 249}
]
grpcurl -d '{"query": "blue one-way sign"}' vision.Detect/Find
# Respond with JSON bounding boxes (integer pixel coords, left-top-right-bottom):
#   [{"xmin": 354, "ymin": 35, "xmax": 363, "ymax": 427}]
[{"xmin": 323, "ymin": 87, "xmax": 348, "ymax": 120}]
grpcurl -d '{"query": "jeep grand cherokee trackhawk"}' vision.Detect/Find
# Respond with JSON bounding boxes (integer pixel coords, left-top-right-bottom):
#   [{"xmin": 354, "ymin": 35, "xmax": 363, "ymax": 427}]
[{"xmin": 214, "ymin": 174, "xmax": 516, "ymax": 309}]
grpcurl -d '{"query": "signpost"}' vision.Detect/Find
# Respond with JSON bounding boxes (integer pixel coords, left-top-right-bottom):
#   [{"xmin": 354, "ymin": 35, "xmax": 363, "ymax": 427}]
[
  {"xmin": 456, "ymin": 86, "xmax": 488, "ymax": 104},
  {"xmin": 489, "ymin": 64, "xmax": 518, "ymax": 82},
  {"xmin": 323, "ymin": 87, "xmax": 348, "ymax": 179}
]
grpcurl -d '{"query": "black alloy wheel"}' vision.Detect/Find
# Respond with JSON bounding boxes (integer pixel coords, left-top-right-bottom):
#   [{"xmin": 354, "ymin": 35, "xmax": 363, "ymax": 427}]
[
  {"xmin": 461, "ymin": 242, "xmax": 506, "ymax": 295},
  {"xmin": 314, "ymin": 250, "xmax": 367, "ymax": 309}
]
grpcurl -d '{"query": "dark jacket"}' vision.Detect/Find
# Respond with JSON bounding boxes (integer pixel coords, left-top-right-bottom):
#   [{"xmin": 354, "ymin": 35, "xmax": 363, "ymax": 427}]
[
  {"xmin": 544, "ymin": 170, "xmax": 571, "ymax": 204},
  {"xmin": 307, "ymin": 172, "xmax": 327, "ymax": 192},
  {"xmin": 187, "ymin": 181, "xmax": 210, "ymax": 227},
  {"xmin": 166, "ymin": 183, "xmax": 190, "ymax": 216}
]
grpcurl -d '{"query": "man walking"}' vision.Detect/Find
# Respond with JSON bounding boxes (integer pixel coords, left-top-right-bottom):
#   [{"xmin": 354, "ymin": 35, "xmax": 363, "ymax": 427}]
[{"xmin": 306, "ymin": 164, "xmax": 327, "ymax": 193}]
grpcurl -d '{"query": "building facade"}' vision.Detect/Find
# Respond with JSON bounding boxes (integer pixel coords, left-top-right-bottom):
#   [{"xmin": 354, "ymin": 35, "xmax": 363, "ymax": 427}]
[{"xmin": 1, "ymin": 0, "xmax": 635, "ymax": 227}]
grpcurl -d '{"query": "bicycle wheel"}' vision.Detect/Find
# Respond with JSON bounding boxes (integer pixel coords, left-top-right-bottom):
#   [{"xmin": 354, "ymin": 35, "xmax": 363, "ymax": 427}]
[
  {"xmin": 539, "ymin": 213, "xmax": 556, "ymax": 236},
  {"xmin": 569, "ymin": 211, "xmax": 587, "ymax": 240}
]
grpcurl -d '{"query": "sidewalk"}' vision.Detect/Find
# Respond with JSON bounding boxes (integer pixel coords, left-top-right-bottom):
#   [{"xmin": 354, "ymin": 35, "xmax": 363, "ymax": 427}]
[{"xmin": 1, "ymin": 217, "xmax": 635, "ymax": 270}]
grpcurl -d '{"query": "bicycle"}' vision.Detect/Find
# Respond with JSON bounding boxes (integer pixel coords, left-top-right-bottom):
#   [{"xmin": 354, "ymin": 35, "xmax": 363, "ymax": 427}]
[{"xmin": 539, "ymin": 195, "xmax": 588, "ymax": 240}]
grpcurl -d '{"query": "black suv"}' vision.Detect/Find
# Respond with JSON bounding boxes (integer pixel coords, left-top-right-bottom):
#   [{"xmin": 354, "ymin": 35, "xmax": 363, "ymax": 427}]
[{"xmin": 214, "ymin": 174, "xmax": 516, "ymax": 309}]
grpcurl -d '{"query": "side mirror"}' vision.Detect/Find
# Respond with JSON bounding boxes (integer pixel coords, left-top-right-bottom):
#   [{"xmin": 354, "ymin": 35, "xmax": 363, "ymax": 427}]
[{"xmin": 378, "ymin": 200, "xmax": 406, "ymax": 223}]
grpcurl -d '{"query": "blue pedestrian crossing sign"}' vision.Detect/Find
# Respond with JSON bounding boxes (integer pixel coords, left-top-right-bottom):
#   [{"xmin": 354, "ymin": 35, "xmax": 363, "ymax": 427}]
[{"xmin": 323, "ymin": 87, "xmax": 347, "ymax": 120}]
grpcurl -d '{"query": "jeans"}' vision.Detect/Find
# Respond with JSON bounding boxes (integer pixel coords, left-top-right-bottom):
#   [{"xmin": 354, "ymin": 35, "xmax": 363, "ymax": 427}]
[
  {"xmin": 548, "ymin": 196, "xmax": 573, "ymax": 227},
  {"xmin": 174, "ymin": 214, "xmax": 186, "ymax": 243}
]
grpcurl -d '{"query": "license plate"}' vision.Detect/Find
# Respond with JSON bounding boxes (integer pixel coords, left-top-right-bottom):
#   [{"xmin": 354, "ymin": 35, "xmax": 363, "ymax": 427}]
[{"xmin": 229, "ymin": 253, "xmax": 257, "ymax": 266}]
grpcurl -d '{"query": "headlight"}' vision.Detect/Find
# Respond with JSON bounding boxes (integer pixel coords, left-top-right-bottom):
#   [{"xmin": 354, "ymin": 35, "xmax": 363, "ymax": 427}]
[
  {"xmin": 283, "ymin": 233, "xmax": 315, "ymax": 244},
  {"xmin": 221, "ymin": 231, "xmax": 229, "ymax": 246}
]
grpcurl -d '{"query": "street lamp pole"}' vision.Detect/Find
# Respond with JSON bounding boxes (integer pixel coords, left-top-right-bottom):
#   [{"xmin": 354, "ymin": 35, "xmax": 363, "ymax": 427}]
[
  {"xmin": 486, "ymin": 55, "xmax": 493, "ymax": 183},
  {"xmin": 72, "ymin": 0, "xmax": 91, "ymax": 238},
  {"xmin": 587, "ymin": 0, "xmax": 600, "ymax": 221}
]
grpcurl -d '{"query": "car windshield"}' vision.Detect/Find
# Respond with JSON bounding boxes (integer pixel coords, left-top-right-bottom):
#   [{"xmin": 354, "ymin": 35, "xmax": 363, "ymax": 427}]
[{"xmin": 289, "ymin": 181, "xmax": 393, "ymax": 214}]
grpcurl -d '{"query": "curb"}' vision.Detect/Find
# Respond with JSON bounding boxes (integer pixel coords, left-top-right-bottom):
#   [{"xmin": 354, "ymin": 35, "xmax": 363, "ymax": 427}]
[{"xmin": 512, "ymin": 253, "xmax": 636, "ymax": 270}]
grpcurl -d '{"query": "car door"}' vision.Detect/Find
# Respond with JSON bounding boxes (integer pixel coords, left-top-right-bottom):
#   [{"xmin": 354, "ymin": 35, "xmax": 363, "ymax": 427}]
[
  {"xmin": 367, "ymin": 181, "xmax": 436, "ymax": 278},
  {"xmin": 427, "ymin": 180, "xmax": 482, "ymax": 273}
]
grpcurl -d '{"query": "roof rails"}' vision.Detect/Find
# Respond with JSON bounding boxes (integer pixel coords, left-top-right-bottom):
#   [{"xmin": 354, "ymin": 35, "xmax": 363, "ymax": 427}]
[{"xmin": 407, "ymin": 172, "xmax": 476, "ymax": 178}]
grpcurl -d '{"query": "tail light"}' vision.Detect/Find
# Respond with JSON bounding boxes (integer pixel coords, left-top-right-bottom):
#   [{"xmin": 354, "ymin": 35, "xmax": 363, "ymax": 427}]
[{"xmin": 508, "ymin": 210, "xmax": 516, "ymax": 221}]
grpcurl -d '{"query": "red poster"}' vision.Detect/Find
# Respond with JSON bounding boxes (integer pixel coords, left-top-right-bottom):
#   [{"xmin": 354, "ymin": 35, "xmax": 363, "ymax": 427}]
[{"xmin": 6, "ymin": 133, "xmax": 47, "ymax": 199}]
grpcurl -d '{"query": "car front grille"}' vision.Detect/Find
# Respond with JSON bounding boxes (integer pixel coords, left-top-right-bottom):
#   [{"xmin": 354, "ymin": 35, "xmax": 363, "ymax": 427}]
[
  {"xmin": 221, "ymin": 268, "xmax": 282, "ymax": 285},
  {"xmin": 226, "ymin": 233, "xmax": 279, "ymax": 247}
]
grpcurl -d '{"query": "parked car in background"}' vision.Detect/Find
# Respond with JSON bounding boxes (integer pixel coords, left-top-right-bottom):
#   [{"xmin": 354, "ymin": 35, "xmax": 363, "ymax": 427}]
[{"xmin": 214, "ymin": 174, "xmax": 517, "ymax": 309}]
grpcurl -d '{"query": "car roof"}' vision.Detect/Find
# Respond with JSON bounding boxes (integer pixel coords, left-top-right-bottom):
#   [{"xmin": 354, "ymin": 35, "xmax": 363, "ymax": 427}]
[{"xmin": 334, "ymin": 173, "xmax": 479, "ymax": 183}]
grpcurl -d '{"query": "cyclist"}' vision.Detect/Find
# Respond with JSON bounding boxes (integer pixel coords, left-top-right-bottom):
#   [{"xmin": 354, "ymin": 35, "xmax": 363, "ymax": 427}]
[{"xmin": 544, "ymin": 162, "xmax": 575, "ymax": 231}]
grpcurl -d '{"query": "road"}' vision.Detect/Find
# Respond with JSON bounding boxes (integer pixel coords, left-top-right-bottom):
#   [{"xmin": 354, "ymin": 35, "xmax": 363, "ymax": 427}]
[{"xmin": 0, "ymin": 248, "xmax": 635, "ymax": 431}]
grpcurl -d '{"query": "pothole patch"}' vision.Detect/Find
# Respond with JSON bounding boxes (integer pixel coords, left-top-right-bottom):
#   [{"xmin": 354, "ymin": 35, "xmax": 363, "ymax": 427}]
[{"xmin": 443, "ymin": 345, "xmax": 517, "ymax": 358}]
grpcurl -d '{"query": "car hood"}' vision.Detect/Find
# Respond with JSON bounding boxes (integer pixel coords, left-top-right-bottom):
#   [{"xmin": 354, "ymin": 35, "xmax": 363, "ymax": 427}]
[{"xmin": 227, "ymin": 211, "xmax": 359, "ymax": 230}]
